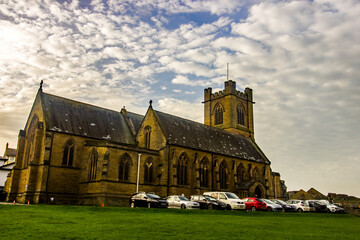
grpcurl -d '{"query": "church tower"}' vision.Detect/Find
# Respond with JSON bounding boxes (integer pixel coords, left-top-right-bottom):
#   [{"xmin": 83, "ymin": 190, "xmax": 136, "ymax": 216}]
[{"xmin": 203, "ymin": 80, "xmax": 255, "ymax": 140}]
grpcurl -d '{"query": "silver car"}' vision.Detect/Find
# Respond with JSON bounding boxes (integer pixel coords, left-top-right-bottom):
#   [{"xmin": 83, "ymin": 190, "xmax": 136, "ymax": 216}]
[
  {"xmin": 262, "ymin": 199, "xmax": 284, "ymax": 212},
  {"xmin": 166, "ymin": 195, "xmax": 200, "ymax": 209}
]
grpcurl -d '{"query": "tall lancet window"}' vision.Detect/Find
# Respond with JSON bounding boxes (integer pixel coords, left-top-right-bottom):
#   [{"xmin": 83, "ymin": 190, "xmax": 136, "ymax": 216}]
[
  {"xmin": 119, "ymin": 153, "xmax": 131, "ymax": 181},
  {"xmin": 144, "ymin": 158, "xmax": 154, "ymax": 183},
  {"xmin": 199, "ymin": 158, "xmax": 209, "ymax": 188},
  {"xmin": 177, "ymin": 153, "xmax": 189, "ymax": 185},
  {"xmin": 88, "ymin": 148, "xmax": 98, "ymax": 181},
  {"xmin": 219, "ymin": 161, "xmax": 228, "ymax": 189},
  {"xmin": 62, "ymin": 140, "xmax": 74, "ymax": 166},
  {"xmin": 237, "ymin": 105, "xmax": 245, "ymax": 125},
  {"xmin": 214, "ymin": 104, "xmax": 223, "ymax": 125},
  {"xmin": 144, "ymin": 126, "xmax": 151, "ymax": 149}
]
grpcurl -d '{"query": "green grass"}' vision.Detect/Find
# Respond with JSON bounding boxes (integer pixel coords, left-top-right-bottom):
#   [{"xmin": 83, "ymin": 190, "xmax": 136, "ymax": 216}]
[{"xmin": 0, "ymin": 204, "xmax": 359, "ymax": 239}]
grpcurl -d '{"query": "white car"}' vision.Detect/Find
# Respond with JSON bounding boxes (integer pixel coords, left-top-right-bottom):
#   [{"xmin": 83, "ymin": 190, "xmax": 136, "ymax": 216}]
[
  {"xmin": 286, "ymin": 199, "xmax": 310, "ymax": 212},
  {"xmin": 318, "ymin": 200, "xmax": 346, "ymax": 213},
  {"xmin": 262, "ymin": 199, "xmax": 284, "ymax": 212},
  {"xmin": 166, "ymin": 195, "xmax": 200, "ymax": 209},
  {"xmin": 203, "ymin": 192, "xmax": 245, "ymax": 210}
]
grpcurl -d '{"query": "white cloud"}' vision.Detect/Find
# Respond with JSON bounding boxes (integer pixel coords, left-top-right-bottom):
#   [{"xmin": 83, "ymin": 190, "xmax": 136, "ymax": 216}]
[
  {"xmin": 157, "ymin": 97, "xmax": 203, "ymax": 122},
  {"xmin": 171, "ymin": 75, "xmax": 212, "ymax": 87}
]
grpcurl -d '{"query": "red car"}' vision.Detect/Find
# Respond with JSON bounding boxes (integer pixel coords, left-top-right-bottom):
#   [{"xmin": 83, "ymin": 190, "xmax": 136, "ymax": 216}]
[{"xmin": 242, "ymin": 197, "xmax": 267, "ymax": 211}]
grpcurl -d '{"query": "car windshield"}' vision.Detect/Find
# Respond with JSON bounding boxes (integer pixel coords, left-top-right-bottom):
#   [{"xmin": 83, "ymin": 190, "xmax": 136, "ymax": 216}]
[
  {"xmin": 319, "ymin": 200, "xmax": 330, "ymax": 205},
  {"xmin": 146, "ymin": 193, "xmax": 160, "ymax": 199},
  {"xmin": 225, "ymin": 193, "xmax": 239, "ymax": 199},
  {"xmin": 276, "ymin": 200, "xmax": 287, "ymax": 205},
  {"xmin": 204, "ymin": 195, "xmax": 217, "ymax": 201},
  {"xmin": 178, "ymin": 196, "xmax": 190, "ymax": 201},
  {"xmin": 263, "ymin": 199, "xmax": 273, "ymax": 204}
]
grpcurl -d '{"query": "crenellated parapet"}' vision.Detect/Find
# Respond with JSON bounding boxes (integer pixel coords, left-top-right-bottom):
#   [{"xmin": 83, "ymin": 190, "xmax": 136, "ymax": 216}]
[{"xmin": 204, "ymin": 80, "xmax": 253, "ymax": 102}]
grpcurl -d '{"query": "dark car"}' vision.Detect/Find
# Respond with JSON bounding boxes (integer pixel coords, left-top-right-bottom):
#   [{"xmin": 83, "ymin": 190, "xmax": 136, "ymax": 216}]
[
  {"xmin": 190, "ymin": 195, "xmax": 227, "ymax": 210},
  {"xmin": 129, "ymin": 192, "xmax": 168, "ymax": 208},
  {"xmin": 270, "ymin": 199, "xmax": 296, "ymax": 212},
  {"xmin": 307, "ymin": 200, "xmax": 328, "ymax": 213}
]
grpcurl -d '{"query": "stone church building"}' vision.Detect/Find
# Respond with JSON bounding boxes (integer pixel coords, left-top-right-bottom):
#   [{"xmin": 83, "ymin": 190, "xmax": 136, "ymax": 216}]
[{"xmin": 5, "ymin": 80, "xmax": 286, "ymax": 206}]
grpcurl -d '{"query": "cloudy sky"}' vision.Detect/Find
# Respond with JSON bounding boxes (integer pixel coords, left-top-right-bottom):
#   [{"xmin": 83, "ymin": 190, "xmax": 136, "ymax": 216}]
[{"xmin": 0, "ymin": 0, "xmax": 359, "ymax": 197}]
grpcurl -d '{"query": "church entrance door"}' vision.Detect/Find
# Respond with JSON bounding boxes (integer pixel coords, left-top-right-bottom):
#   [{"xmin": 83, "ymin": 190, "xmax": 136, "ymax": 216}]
[{"xmin": 254, "ymin": 186, "xmax": 262, "ymax": 198}]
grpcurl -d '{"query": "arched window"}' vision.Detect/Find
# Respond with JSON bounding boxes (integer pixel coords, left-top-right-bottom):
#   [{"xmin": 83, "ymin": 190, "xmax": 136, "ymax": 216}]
[
  {"xmin": 24, "ymin": 115, "xmax": 38, "ymax": 168},
  {"xmin": 144, "ymin": 158, "xmax": 154, "ymax": 183},
  {"xmin": 219, "ymin": 161, "xmax": 228, "ymax": 189},
  {"xmin": 62, "ymin": 140, "xmax": 74, "ymax": 166},
  {"xmin": 119, "ymin": 153, "xmax": 131, "ymax": 181},
  {"xmin": 177, "ymin": 153, "xmax": 189, "ymax": 185},
  {"xmin": 237, "ymin": 105, "xmax": 245, "ymax": 125},
  {"xmin": 237, "ymin": 164, "xmax": 245, "ymax": 182},
  {"xmin": 144, "ymin": 126, "xmax": 151, "ymax": 149},
  {"xmin": 252, "ymin": 167, "xmax": 260, "ymax": 180},
  {"xmin": 88, "ymin": 148, "xmax": 98, "ymax": 181},
  {"xmin": 199, "ymin": 158, "xmax": 209, "ymax": 188},
  {"xmin": 214, "ymin": 104, "xmax": 223, "ymax": 125}
]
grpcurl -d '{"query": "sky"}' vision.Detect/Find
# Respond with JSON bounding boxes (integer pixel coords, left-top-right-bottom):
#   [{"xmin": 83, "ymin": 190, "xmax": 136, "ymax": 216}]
[{"xmin": 0, "ymin": 0, "xmax": 359, "ymax": 197}]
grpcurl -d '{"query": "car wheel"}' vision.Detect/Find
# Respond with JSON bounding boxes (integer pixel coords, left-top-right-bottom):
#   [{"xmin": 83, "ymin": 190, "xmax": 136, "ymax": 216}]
[
  {"xmin": 181, "ymin": 204, "xmax": 186, "ymax": 209},
  {"xmin": 297, "ymin": 208, "xmax": 303, "ymax": 213},
  {"xmin": 207, "ymin": 204, "xmax": 214, "ymax": 210},
  {"xmin": 130, "ymin": 202, "xmax": 135, "ymax": 208},
  {"xmin": 147, "ymin": 202, "xmax": 151, "ymax": 208},
  {"xmin": 267, "ymin": 207, "xmax": 272, "ymax": 212},
  {"xmin": 326, "ymin": 208, "xmax": 331, "ymax": 213},
  {"xmin": 282, "ymin": 208, "xmax": 285, "ymax": 212},
  {"xmin": 226, "ymin": 204, "xmax": 232, "ymax": 210},
  {"xmin": 251, "ymin": 206, "xmax": 256, "ymax": 211}
]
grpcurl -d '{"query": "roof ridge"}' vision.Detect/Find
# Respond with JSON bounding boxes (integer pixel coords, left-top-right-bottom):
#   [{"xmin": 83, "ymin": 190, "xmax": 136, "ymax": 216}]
[
  {"xmin": 42, "ymin": 91, "xmax": 143, "ymax": 116},
  {"xmin": 153, "ymin": 109, "xmax": 247, "ymax": 136}
]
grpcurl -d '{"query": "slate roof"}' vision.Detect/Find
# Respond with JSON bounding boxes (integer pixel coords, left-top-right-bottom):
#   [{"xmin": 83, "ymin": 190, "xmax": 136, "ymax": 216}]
[
  {"xmin": 127, "ymin": 112, "xmax": 144, "ymax": 133},
  {"xmin": 40, "ymin": 92, "xmax": 143, "ymax": 145},
  {"xmin": 154, "ymin": 110, "xmax": 269, "ymax": 164}
]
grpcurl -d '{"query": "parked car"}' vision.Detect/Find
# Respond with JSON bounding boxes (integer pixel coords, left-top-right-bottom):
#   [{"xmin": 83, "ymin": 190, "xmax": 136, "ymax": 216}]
[
  {"xmin": 269, "ymin": 199, "xmax": 296, "ymax": 212},
  {"xmin": 318, "ymin": 200, "xmax": 346, "ymax": 213},
  {"xmin": 306, "ymin": 200, "xmax": 327, "ymax": 213},
  {"xmin": 190, "ymin": 195, "xmax": 227, "ymax": 210},
  {"xmin": 166, "ymin": 195, "xmax": 200, "ymax": 209},
  {"xmin": 129, "ymin": 192, "xmax": 168, "ymax": 208},
  {"xmin": 242, "ymin": 197, "xmax": 267, "ymax": 211},
  {"xmin": 262, "ymin": 199, "xmax": 284, "ymax": 212},
  {"xmin": 203, "ymin": 192, "xmax": 245, "ymax": 210},
  {"xmin": 286, "ymin": 200, "xmax": 310, "ymax": 212}
]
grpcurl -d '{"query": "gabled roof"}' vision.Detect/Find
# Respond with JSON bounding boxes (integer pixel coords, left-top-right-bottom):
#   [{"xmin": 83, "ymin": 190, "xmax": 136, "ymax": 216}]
[
  {"xmin": 153, "ymin": 110, "xmax": 269, "ymax": 164},
  {"xmin": 4, "ymin": 147, "xmax": 16, "ymax": 157},
  {"xmin": 289, "ymin": 189, "xmax": 313, "ymax": 200},
  {"xmin": 307, "ymin": 188, "xmax": 327, "ymax": 199},
  {"xmin": 40, "ymin": 92, "xmax": 144, "ymax": 145}
]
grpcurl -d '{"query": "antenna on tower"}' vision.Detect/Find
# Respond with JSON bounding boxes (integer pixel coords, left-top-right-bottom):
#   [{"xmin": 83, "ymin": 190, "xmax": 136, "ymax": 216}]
[{"xmin": 227, "ymin": 63, "xmax": 229, "ymax": 81}]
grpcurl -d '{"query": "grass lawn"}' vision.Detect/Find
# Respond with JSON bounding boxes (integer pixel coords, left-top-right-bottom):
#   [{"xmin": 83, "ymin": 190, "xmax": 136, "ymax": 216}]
[{"xmin": 0, "ymin": 204, "xmax": 359, "ymax": 239}]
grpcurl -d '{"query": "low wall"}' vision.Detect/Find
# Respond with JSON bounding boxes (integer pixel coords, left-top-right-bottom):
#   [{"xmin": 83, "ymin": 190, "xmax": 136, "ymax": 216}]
[{"xmin": 346, "ymin": 208, "xmax": 360, "ymax": 216}]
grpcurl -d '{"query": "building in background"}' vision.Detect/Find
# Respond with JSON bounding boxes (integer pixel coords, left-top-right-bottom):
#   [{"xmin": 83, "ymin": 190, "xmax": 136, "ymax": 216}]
[
  {"xmin": 0, "ymin": 143, "xmax": 16, "ymax": 201},
  {"xmin": 6, "ymin": 80, "xmax": 286, "ymax": 206}
]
